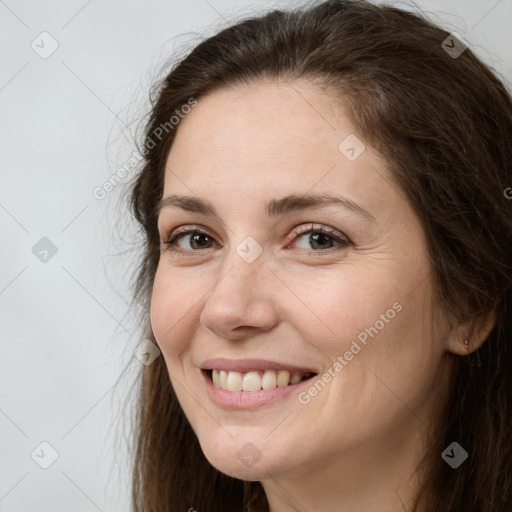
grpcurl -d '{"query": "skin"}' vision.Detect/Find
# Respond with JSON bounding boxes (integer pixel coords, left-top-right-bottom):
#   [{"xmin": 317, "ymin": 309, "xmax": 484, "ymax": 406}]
[{"xmin": 150, "ymin": 80, "xmax": 493, "ymax": 512}]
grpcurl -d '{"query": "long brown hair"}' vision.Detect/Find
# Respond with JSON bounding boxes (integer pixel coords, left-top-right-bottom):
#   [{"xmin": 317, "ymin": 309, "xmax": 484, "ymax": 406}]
[{"xmin": 125, "ymin": 1, "xmax": 512, "ymax": 510}]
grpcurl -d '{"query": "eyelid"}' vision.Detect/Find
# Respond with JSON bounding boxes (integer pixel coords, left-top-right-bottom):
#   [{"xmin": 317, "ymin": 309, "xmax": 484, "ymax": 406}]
[
  {"xmin": 160, "ymin": 222, "xmax": 351, "ymax": 255},
  {"xmin": 287, "ymin": 223, "xmax": 350, "ymax": 247},
  {"xmin": 164, "ymin": 224, "xmax": 215, "ymax": 243},
  {"xmin": 161, "ymin": 224, "xmax": 220, "ymax": 251}
]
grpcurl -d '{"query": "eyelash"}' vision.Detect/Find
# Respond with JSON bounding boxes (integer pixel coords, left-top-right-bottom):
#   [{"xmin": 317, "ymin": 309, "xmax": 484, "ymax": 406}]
[{"xmin": 160, "ymin": 223, "xmax": 351, "ymax": 257}]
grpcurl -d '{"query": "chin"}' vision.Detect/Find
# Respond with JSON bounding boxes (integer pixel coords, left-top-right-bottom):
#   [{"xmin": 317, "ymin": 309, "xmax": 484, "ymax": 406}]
[{"xmin": 197, "ymin": 432, "xmax": 299, "ymax": 481}]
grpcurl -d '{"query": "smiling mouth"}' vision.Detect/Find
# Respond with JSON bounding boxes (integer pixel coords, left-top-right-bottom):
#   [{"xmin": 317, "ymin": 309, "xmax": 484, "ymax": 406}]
[{"xmin": 204, "ymin": 369, "xmax": 317, "ymax": 392}]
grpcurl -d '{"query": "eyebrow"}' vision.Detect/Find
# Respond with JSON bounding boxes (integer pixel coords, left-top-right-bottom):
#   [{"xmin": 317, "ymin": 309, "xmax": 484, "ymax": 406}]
[{"xmin": 156, "ymin": 193, "xmax": 376, "ymax": 222}]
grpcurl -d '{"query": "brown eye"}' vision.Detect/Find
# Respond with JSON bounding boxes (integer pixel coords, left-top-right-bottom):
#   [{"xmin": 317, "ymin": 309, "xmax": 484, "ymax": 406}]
[
  {"xmin": 290, "ymin": 224, "xmax": 350, "ymax": 253},
  {"xmin": 165, "ymin": 230, "xmax": 215, "ymax": 251},
  {"xmin": 299, "ymin": 232, "xmax": 337, "ymax": 250}
]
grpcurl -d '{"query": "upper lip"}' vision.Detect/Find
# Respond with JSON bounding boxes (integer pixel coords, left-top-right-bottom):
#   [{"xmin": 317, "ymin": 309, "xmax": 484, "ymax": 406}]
[{"xmin": 200, "ymin": 358, "xmax": 318, "ymax": 374}]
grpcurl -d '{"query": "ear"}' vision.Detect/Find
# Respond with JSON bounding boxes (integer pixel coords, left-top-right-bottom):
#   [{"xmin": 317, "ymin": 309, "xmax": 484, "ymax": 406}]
[{"xmin": 447, "ymin": 308, "xmax": 498, "ymax": 356}]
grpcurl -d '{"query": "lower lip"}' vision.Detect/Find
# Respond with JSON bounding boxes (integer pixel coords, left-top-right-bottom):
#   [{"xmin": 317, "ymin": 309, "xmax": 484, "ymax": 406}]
[{"xmin": 202, "ymin": 370, "xmax": 314, "ymax": 409}]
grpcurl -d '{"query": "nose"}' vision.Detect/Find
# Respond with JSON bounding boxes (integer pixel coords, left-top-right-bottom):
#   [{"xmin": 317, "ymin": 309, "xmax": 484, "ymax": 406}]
[{"xmin": 199, "ymin": 250, "xmax": 280, "ymax": 341}]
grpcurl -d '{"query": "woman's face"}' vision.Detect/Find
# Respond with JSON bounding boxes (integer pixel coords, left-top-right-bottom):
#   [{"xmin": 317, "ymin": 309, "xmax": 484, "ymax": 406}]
[{"xmin": 150, "ymin": 81, "xmax": 455, "ymax": 485}]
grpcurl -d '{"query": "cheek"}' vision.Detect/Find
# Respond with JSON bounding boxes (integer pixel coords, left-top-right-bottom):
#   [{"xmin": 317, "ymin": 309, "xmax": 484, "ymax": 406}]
[
  {"xmin": 291, "ymin": 261, "xmax": 438, "ymax": 404},
  {"xmin": 149, "ymin": 265, "xmax": 200, "ymax": 358},
  {"xmin": 282, "ymin": 263, "xmax": 404, "ymax": 356},
  {"xmin": 319, "ymin": 276, "xmax": 438, "ymax": 425}
]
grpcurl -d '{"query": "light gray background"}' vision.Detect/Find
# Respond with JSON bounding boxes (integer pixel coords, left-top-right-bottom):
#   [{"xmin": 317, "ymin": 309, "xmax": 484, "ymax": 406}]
[{"xmin": 1, "ymin": 1, "xmax": 510, "ymax": 510}]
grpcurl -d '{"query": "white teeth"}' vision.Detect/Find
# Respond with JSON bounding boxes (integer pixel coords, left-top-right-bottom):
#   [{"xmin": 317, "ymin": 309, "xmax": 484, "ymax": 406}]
[
  {"xmin": 242, "ymin": 371, "xmax": 261, "ymax": 391},
  {"xmin": 276, "ymin": 370, "xmax": 290, "ymax": 387},
  {"xmin": 290, "ymin": 372, "xmax": 302, "ymax": 385},
  {"xmin": 261, "ymin": 369, "xmax": 277, "ymax": 390},
  {"xmin": 226, "ymin": 371, "xmax": 243, "ymax": 391},
  {"xmin": 210, "ymin": 368, "xmax": 312, "ymax": 391},
  {"xmin": 219, "ymin": 370, "xmax": 228, "ymax": 389}
]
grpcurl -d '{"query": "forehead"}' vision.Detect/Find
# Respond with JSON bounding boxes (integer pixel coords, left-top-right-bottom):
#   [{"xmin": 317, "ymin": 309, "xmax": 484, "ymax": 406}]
[
  {"xmin": 161, "ymin": 80, "xmax": 403, "ymax": 229},
  {"xmin": 166, "ymin": 81, "xmax": 371, "ymax": 182}
]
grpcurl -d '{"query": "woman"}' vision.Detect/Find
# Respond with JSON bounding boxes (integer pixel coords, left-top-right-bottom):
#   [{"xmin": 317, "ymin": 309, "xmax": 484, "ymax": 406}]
[{"xmin": 126, "ymin": 1, "xmax": 512, "ymax": 510}]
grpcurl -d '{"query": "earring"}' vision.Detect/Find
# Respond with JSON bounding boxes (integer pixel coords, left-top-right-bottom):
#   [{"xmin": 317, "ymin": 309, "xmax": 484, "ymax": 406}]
[{"xmin": 464, "ymin": 339, "xmax": 469, "ymax": 349}]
